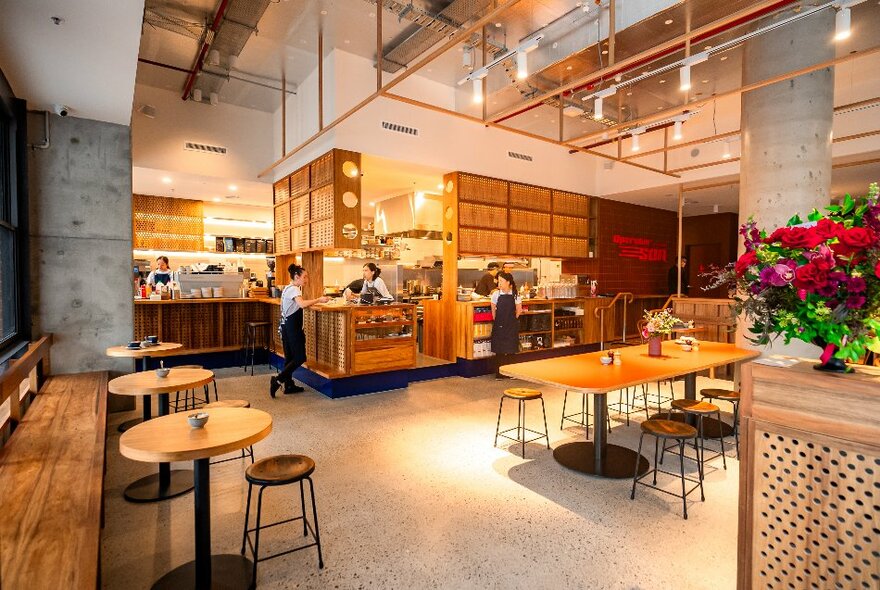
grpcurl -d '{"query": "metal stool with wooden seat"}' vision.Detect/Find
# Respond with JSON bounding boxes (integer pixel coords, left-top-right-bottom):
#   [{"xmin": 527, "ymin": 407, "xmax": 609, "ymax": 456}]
[
  {"xmin": 666, "ymin": 399, "xmax": 728, "ymax": 471},
  {"xmin": 241, "ymin": 454, "xmax": 324, "ymax": 586},
  {"xmin": 171, "ymin": 365, "xmax": 219, "ymax": 412},
  {"xmin": 242, "ymin": 321, "xmax": 271, "ymax": 376},
  {"xmin": 494, "ymin": 388, "xmax": 550, "ymax": 459},
  {"xmin": 700, "ymin": 388, "xmax": 741, "ymax": 457},
  {"xmin": 203, "ymin": 399, "xmax": 255, "ymax": 464},
  {"xmin": 631, "ymin": 419, "xmax": 704, "ymax": 519},
  {"xmin": 560, "ymin": 390, "xmax": 611, "ymax": 436}
]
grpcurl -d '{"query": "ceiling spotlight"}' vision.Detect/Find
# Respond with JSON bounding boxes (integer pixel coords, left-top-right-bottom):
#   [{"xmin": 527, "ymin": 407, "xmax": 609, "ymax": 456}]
[
  {"xmin": 630, "ymin": 128, "xmax": 644, "ymax": 152},
  {"xmin": 516, "ymin": 50, "xmax": 528, "ymax": 79},
  {"xmin": 228, "ymin": 184, "xmax": 238, "ymax": 191},
  {"xmin": 437, "ymin": 183, "xmax": 444, "ymax": 190},
  {"xmin": 462, "ymin": 45, "xmax": 473, "ymax": 69},
  {"xmin": 680, "ymin": 64, "xmax": 691, "ymax": 91},
  {"xmin": 472, "ymin": 78, "xmax": 483, "ymax": 104},
  {"xmin": 213, "ymin": 197, "xmax": 222, "ymax": 202},
  {"xmin": 209, "ymin": 92, "xmax": 219, "ymax": 106},
  {"xmin": 593, "ymin": 96, "xmax": 603, "ymax": 120},
  {"xmin": 192, "ymin": 89, "xmax": 202, "ymax": 102},
  {"xmin": 161, "ymin": 177, "xmax": 172, "ymax": 184},
  {"xmin": 722, "ymin": 140, "xmax": 732, "ymax": 159},
  {"xmin": 207, "ymin": 49, "xmax": 220, "ymax": 66},
  {"xmin": 834, "ymin": 7, "xmax": 851, "ymax": 41},
  {"xmin": 673, "ymin": 120, "xmax": 683, "ymax": 140},
  {"xmin": 713, "ymin": 204, "xmax": 720, "ymax": 213},
  {"xmin": 227, "ymin": 55, "xmax": 238, "ymax": 70},
  {"xmin": 588, "ymin": 85, "xmax": 616, "ymax": 120}
]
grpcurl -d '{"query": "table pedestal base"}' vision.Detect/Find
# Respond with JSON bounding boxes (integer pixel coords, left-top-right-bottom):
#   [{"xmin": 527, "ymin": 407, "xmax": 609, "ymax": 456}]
[
  {"xmin": 151, "ymin": 554, "xmax": 254, "ymax": 590},
  {"xmin": 124, "ymin": 470, "xmax": 194, "ymax": 503},
  {"xmin": 648, "ymin": 413, "xmax": 734, "ymax": 438},
  {"xmin": 554, "ymin": 442, "xmax": 649, "ymax": 479},
  {"xmin": 117, "ymin": 418, "xmax": 143, "ymax": 433}
]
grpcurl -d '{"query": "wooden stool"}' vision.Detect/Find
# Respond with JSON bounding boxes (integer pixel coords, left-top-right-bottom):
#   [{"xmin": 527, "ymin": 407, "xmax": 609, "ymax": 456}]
[
  {"xmin": 494, "ymin": 388, "xmax": 550, "ymax": 458},
  {"xmin": 204, "ymin": 400, "xmax": 254, "ymax": 463},
  {"xmin": 631, "ymin": 419, "xmax": 704, "ymax": 519},
  {"xmin": 700, "ymin": 388, "xmax": 741, "ymax": 457},
  {"xmin": 241, "ymin": 454, "xmax": 324, "ymax": 586},
  {"xmin": 667, "ymin": 399, "xmax": 728, "ymax": 471},
  {"xmin": 171, "ymin": 365, "xmax": 218, "ymax": 412},
  {"xmin": 242, "ymin": 321, "xmax": 271, "ymax": 376}
]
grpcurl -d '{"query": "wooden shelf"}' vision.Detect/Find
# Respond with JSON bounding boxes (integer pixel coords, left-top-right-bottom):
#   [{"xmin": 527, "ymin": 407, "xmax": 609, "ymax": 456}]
[
  {"xmin": 520, "ymin": 330, "xmax": 552, "ymax": 336},
  {"xmin": 354, "ymin": 320, "xmax": 414, "ymax": 329},
  {"xmin": 553, "ymin": 327, "xmax": 583, "ymax": 333},
  {"xmin": 354, "ymin": 335, "xmax": 414, "ymax": 350}
]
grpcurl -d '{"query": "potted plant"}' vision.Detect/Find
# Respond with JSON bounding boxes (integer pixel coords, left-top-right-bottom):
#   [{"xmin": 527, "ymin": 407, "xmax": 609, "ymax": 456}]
[
  {"xmin": 708, "ymin": 183, "xmax": 880, "ymax": 372},
  {"xmin": 641, "ymin": 308, "xmax": 687, "ymax": 356}
]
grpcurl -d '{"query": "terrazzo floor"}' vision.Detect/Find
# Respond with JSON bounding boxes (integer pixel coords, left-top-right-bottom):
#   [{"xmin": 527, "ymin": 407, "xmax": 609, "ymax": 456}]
[{"xmin": 102, "ymin": 367, "xmax": 741, "ymax": 589}]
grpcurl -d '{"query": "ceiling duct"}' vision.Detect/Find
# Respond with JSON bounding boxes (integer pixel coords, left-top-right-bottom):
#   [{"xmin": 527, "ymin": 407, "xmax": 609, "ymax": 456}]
[
  {"xmin": 374, "ymin": 0, "xmax": 502, "ymax": 73},
  {"xmin": 143, "ymin": 7, "xmax": 206, "ymax": 40}
]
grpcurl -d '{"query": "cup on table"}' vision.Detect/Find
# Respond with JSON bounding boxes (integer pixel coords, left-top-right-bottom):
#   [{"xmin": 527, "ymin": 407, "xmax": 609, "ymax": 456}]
[
  {"xmin": 147, "ymin": 335, "xmax": 159, "ymax": 344},
  {"xmin": 127, "ymin": 341, "xmax": 141, "ymax": 349},
  {"xmin": 600, "ymin": 355, "xmax": 613, "ymax": 366},
  {"xmin": 155, "ymin": 368, "xmax": 171, "ymax": 378}
]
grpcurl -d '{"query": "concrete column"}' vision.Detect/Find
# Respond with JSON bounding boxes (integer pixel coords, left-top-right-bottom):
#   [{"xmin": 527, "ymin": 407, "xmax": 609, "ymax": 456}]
[{"xmin": 738, "ymin": 8, "xmax": 835, "ymax": 357}]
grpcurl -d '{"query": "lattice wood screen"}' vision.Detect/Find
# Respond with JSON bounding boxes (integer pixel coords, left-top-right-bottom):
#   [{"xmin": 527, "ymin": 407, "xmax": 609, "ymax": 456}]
[
  {"xmin": 315, "ymin": 313, "xmax": 347, "ymax": 372},
  {"xmin": 133, "ymin": 195, "xmax": 204, "ymax": 251},
  {"xmin": 510, "ymin": 183, "xmax": 551, "ymax": 211}
]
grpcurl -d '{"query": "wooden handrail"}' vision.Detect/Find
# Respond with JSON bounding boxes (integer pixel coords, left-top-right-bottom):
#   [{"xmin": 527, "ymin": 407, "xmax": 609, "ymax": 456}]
[
  {"xmin": 0, "ymin": 335, "xmax": 52, "ymax": 431},
  {"xmin": 649, "ymin": 294, "xmax": 688, "ymax": 315},
  {"xmin": 593, "ymin": 293, "xmax": 634, "ymax": 349}
]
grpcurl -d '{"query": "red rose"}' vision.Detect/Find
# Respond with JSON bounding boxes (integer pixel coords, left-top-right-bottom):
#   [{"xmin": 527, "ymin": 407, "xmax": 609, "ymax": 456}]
[
  {"xmin": 735, "ymin": 251, "xmax": 758, "ymax": 277},
  {"xmin": 813, "ymin": 218, "xmax": 844, "ymax": 241},
  {"xmin": 834, "ymin": 227, "xmax": 877, "ymax": 256},
  {"xmin": 779, "ymin": 227, "xmax": 825, "ymax": 249},
  {"xmin": 792, "ymin": 263, "xmax": 829, "ymax": 292}
]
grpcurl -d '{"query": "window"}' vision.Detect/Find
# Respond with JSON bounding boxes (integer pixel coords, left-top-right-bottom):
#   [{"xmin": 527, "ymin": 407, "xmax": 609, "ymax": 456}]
[{"xmin": 0, "ymin": 71, "xmax": 27, "ymax": 358}]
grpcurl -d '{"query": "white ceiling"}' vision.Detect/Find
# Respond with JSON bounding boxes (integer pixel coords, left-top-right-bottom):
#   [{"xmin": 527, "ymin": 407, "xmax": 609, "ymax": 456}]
[
  {"xmin": 0, "ymin": 0, "xmax": 145, "ymax": 125},
  {"xmin": 132, "ymin": 166, "xmax": 273, "ymax": 207}
]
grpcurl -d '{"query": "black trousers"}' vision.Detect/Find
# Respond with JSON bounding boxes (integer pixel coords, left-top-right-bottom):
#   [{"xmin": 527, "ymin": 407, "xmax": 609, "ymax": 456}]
[{"xmin": 277, "ymin": 318, "xmax": 306, "ymax": 385}]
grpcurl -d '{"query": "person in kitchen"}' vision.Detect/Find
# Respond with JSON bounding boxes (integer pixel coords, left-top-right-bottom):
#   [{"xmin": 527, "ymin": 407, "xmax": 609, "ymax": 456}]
[
  {"xmin": 491, "ymin": 271, "xmax": 522, "ymax": 380},
  {"xmin": 355, "ymin": 263, "xmax": 394, "ymax": 301},
  {"xmin": 270, "ymin": 263, "xmax": 330, "ymax": 397},
  {"xmin": 474, "ymin": 262, "xmax": 500, "ymax": 297},
  {"xmin": 342, "ymin": 278, "xmax": 365, "ymax": 302},
  {"xmin": 145, "ymin": 256, "xmax": 173, "ymax": 287}
]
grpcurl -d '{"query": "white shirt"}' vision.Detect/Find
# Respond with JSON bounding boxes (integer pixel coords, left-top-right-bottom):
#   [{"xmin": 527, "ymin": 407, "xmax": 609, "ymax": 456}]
[
  {"xmin": 490, "ymin": 289, "xmax": 520, "ymax": 305},
  {"xmin": 146, "ymin": 269, "xmax": 172, "ymax": 286},
  {"xmin": 281, "ymin": 284, "xmax": 303, "ymax": 318},
  {"xmin": 360, "ymin": 277, "xmax": 393, "ymax": 300}
]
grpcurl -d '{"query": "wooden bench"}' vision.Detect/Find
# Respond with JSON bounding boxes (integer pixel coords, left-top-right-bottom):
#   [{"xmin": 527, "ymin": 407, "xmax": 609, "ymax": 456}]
[{"xmin": 0, "ymin": 370, "xmax": 108, "ymax": 589}]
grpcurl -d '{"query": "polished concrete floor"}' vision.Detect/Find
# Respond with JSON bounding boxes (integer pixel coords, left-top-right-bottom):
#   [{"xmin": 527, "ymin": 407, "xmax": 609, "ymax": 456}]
[{"xmin": 102, "ymin": 367, "xmax": 741, "ymax": 589}]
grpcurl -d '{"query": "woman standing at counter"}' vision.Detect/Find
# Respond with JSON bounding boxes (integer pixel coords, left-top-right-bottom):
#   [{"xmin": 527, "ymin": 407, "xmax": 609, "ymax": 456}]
[
  {"xmin": 146, "ymin": 256, "xmax": 173, "ymax": 287},
  {"xmin": 356, "ymin": 263, "xmax": 393, "ymax": 301},
  {"xmin": 270, "ymin": 263, "xmax": 330, "ymax": 397},
  {"xmin": 491, "ymin": 271, "xmax": 522, "ymax": 379}
]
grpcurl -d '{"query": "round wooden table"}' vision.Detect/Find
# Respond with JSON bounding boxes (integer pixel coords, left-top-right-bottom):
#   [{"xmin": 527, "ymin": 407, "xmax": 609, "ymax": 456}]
[
  {"xmin": 109, "ymin": 368, "xmax": 214, "ymax": 503},
  {"xmin": 120, "ymin": 408, "xmax": 273, "ymax": 590},
  {"xmin": 106, "ymin": 342, "xmax": 182, "ymax": 432}
]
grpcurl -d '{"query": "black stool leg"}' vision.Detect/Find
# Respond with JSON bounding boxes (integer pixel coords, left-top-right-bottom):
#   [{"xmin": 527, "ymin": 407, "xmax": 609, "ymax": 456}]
[
  {"xmin": 560, "ymin": 390, "xmax": 568, "ymax": 429},
  {"xmin": 241, "ymin": 482, "xmax": 253, "ymax": 555},
  {"xmin": 716, "ymin": 409, "xmax": 728, "ymax": 470},
  {"xmin": 679, "ymin": 440, "xmax": 688, "ymax": 520},
  {"xmin": 299, "ymin": 480, "xmax": 308, "ymax": 537},
  {"xmin": 653, "ymin": 435, "xmax": 659, "ymax": 484},
  {"xmin": 213, "ymin": 380, "xmax": 219, "ymax": 402},
  {"xmin": 540, "ymin": 397, "xmax": 550, "ymax": 449},
  {"xmin": 519, "ymin": 399, "xmax": 525, "ymax": 459},
  {"xmin": 493, "ymin": 396, "xmax": 505, "ymax": 447},
  {"xmin": 306, "ymin": 477, "xmax": 324, "ymax": 569},
  {"xmin": 251, "ymin": 485, "xmax": 265, "ymax": 588},
  {"xmin": 732, "ymin": 401, "xmax": 740, "ymax": 458},
  {"xmin": 631, "ymin": 431, "xmax": 646, "ymax": 500}
]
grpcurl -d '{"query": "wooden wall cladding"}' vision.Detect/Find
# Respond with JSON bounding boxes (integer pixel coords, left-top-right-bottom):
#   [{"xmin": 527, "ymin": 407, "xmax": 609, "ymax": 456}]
[
  {"xmin": 510, "ymin": 233, "xmax": 550, "ymax": 257},
  {"xmin": 553, "ymin": 214, "xmax": 589, "ymax": 238},
  {"xmin": 133, "ymin": 301, "xmax": 269, "ymax": 353},
  {"xmin": 271, "ymin": 149, "xmax": 362, "ymax": 254},
  {"xmin": 133, "ymin": 194, "xmax": 204, "ymax": 251},
  {"xmin": 510, "ymin": 210, "xmax": 550, "ymax": 234},
  {"xmin": 552, "ymin": 190, "xmax": 590, "ymax": 217},
  {"xmin": 459, "ymin": 202, "xmax": 507, "ymax": 230},
  {"xmin": 458, "ymin": 173, "xmax": 507, "ymax": 206},
  {"xmin": 510, "ymin": 182, "xmax": 551, "ymax": 212},
  {"xmin": 460, "ymin": 228, "xmax": 507, "ymax": 255},
  {"xmin": 551, "ymin": 236, "xmax": 589, "ymax": 258}
]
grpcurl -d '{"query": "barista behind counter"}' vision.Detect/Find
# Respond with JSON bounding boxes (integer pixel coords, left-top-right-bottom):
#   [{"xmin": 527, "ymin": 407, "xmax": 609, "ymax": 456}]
[{"xmin": 344, "ymin": 263, "xmax": 394, "ymax": 302}]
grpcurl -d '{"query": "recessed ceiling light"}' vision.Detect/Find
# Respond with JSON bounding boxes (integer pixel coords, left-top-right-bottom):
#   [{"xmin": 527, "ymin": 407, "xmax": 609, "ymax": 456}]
[
  {"xmin": 658, "ymin": 79, "xmax": 666, "ymax": 84},
  {"xmin": 626, "ymin": 91, "xmax": 633, "ymax": 96},
  {"xmin": 344, "ymin": 39, "xmax": 350, "ymax": 44},
  {"xmin": 320, "ymin": 10, "xmax": 327, "ymax": 15},
  {"xmin": 495, "ymin": 22, "xmax": 502, "ymax": 27},
  {"xmin": 566, "ymin": 65, "xmax": 573, "ymax": 70},
  {"xmin": 212, "ymin": 197, "xmax": 222, "ymax": 202},
  {"xmin": 161, "ymin": 176, "xmax": 172, "ymax": 184},
  {"xmin": 369, "ymin": 12, "xmax": 375, "ymax": 17},
  {"xmin": 228, "ymin": 184, "xmax": 238, "ymax": 191},
  {"xmin": 437, "ymin": 183, "xmax": 444, "ymax": 190},
  {"xmin": 664, "ymin": 19, "xmax": 673, "ymax": 25},
  {"xmin": 369, "ymin": 202, "xmax": 375, "ymax": 207},
  {"xmin": 657, "ymin": 106, "xmax": 663, "ymax": 110},
  {"xmin": 720, "ymin": 56, "xmax": 728, "ymax": 61},
  {"xmin": 601, "ymin": 50, "xmax": 608, "ymax": 55},
  {"xmin": 534, "ymin": 114, "xmax": 539, "ymax": 118},
  {"xmin": 702, "ymin": 79, "xmax": 709, "ymax": 84}
]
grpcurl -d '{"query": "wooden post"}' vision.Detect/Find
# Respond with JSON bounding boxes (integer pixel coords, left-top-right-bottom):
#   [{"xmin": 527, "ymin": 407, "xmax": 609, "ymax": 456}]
[
  {"xmin": 439, "ymin": 172, "xmax": 460, "ymax": 362},
  {"xmin": 301, "ymin": 251, "xmax": 324, "ymax": 300}
]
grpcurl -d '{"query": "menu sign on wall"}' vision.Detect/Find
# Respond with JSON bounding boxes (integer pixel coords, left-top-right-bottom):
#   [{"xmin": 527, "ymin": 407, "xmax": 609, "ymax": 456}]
[{"xmin": 612, "ymin": 234, "xmax": 668, "ymax": 262}]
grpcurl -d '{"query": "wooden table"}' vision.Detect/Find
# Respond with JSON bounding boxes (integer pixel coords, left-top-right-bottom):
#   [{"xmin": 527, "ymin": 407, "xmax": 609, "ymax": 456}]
[
  {"xmin": 109, "ymin": 368, "xmax": 214, "ymax": 502},
  {"xmin": 501, "ymin": 341, "xmax": 759, "ymax": 478},
  {"xmin": 120, "ymin": 408, "xmax": 272, "ymax": 590},
  {"xmin": 106, "ymin": 342, "xmax": 182, "ymax": 431}
]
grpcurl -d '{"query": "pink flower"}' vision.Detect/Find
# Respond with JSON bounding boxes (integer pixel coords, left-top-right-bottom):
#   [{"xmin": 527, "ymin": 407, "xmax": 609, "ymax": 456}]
[
  {"xmin": 846, "ymin": 295, "xmax": 867, "ymax": 309},
  {"xmin": 797, "ymin": 289, "xmax": 808, "ymax": 301}
]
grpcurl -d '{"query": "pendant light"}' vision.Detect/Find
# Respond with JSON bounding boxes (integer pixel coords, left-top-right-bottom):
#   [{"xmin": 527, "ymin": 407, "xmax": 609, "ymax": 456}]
[
  {"xmin": 516, "ymin": 50, "xmax": 528, "ymax": 79},
  {"xmin": 192, "ymin": 89, "xmax": 202, "ymax": 102},
  {"xmin": 722, "ymin": 140, "xmax": 732, "ymax": 159},
  {"xmin": 593, "ymin": 96, "xmax": 603, "ymax": 120},
  {"xmin": 834, "ymin": 7, "xmax": 851, "ymax": 41},
  {"xmin": 472, "ymin": 78, "xmax": 483, "ymax": 104},
  {"xmin": 679, "ymin": 64, "xmax": 691, "ymax": 91},
  {"xmin": 673, "ymin": 120, "xmax": 683, "ymax": 140}
]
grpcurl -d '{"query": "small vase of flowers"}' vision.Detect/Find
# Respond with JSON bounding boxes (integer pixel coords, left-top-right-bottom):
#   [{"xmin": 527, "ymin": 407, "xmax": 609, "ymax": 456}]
[
  {"xmin": 706, "ymin": 183, "xmax": 880, "ymax": 372},
  {"xmin": 641, "ymin": 308, "xmax": 687, "ymax": 357}
]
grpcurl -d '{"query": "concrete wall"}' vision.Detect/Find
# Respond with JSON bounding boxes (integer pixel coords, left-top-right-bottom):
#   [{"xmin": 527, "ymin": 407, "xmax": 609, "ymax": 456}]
[{"xmin": 28, "ymin": 114, "xmax": 133, "ymax": 374}]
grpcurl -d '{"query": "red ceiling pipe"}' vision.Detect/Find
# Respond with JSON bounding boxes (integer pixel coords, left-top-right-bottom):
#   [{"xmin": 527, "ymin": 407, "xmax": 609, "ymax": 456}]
[
  {"xmin": 494, "ymin": 0, "xmax": 796, "ymax": 124},
  {"xmin": 181, "ymin": 0, "xmax": 231, "ymax": 101}
]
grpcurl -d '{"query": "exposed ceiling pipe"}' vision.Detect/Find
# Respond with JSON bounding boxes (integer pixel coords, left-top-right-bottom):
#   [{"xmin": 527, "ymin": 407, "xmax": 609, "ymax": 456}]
[
  {"xmin": 493, "ymin": 0, "xmax": 797, "ymax": 124},
  {"xmin": 26, "ymin": 110, "xmax": 50, "ymax": 150},
  {"xmin": 181, "ymin": 0, "xmax": 231, "ymax": 101}
]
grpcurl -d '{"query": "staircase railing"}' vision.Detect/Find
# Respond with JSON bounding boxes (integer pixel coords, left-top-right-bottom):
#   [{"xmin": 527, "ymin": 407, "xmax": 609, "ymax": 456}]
[{"xmin": 593, "ymin": 292, "xmax": 634, "ymax": 350}]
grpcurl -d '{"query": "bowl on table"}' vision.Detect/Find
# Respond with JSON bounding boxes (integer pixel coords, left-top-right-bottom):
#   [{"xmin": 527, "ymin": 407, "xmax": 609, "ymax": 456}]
[
  {"xmin": 681, "ymin": 344, "xmax": 693, "ymax": 352},
  {"xmin": 155, "ymin": 368, "xmax": 171, "ymax": 378},
  {"xmin": 600, "ymin": 355, "xmax": 613, "ymax": 365},
  {"xmin": 126, "ymin": 341, "xmax": 141, "ymax": 350},
  {"xmin": 188, "ymin": 412, "xmax": 209, "ymax": 428}
]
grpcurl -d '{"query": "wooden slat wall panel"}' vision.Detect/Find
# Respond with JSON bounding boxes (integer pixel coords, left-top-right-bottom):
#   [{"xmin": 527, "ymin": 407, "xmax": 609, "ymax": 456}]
[
  {"xmin": 460, "ymin": 228, "xmax": 507, "ymax": 254},
  {"xmin": 290, "ymin": 195, "xmax": 310, "ymax": 225},
  {"xmin": 273, "ymin": 177, "xmax": 290, "ymax": 205},
  {"xmin": 509, "ymin": 182, "xmax": 551, "ymax": 211},
  {"xmin": 310, "ymin": 153, "xmax": 333, "ymax": 188},
  {"xmin": 132, "ymin": 195, "xmax": 204, "ymax": 251},
  {"xmin": 310, "ymin": 184, "xmax": 334, "ymax": 221},
  {"xmin": 274, "ymin": 230, "xmax": 291, "ymax": 255},
  {"xmin": 459, "ymin": 202, "xmax": 508, "ymax": 230},
  {"xmin": 274, "ymin": 202, "xmax": 290, "ymax": 230},
  {"xmin": 510, "ymin": 210, "xmax": 550, "ymax": 234},
  {"xmin": 458, "ymin": 173, "xmax": 508, "ymax": 206},
  {"xmin": 289, "ymin": 166, "xmax": 309, "ymax": 197},
  {"xmin": 509, "ymin": 233, "xmax": 551, "ymax": 257},
  {"xmin": 552, "ymin": 190, "xmax": 590, "ymax": 217},
  {"xmin": 552, "ymin": 214, "xmax": 589, "ymax": 238},
  {"xmin": 310, "ymin": 219, "xmax": 334, "ymax": 249},
  {"xmin": 552, "ymin": 236, "xmax": 589, "ymax": 258}
]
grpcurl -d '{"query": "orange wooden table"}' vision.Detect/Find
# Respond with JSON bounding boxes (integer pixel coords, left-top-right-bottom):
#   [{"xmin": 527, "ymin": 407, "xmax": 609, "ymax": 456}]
[
  {"xmin": 106, "ymin": 342, "xmax": 182, "ymax": 432},
  {"xmin": 501, "ymin": 341, "xmax": 759, "ymax": 478}
]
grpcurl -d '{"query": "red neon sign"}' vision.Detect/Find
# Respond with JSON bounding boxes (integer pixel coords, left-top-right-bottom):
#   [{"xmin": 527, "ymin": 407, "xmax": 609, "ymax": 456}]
[{"xmin": 612, "ymin": 234, "xmax": 668, "ymax": 262}]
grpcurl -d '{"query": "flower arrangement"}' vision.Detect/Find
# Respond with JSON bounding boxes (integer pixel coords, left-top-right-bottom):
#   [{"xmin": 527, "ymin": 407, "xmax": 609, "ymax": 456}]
[
  {"xmin": 706, "ymin": 183, "xmax": 880, "ymax": 367},
  {"xmin": 641, "ymin": 308, "xmax": 688, "ymax": 339}
]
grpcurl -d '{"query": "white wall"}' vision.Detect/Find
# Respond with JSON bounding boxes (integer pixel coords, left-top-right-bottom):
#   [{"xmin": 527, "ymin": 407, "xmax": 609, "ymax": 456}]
[{"xmin": 133, "ymin": 84, "xmax": 274, "ymax": 182}]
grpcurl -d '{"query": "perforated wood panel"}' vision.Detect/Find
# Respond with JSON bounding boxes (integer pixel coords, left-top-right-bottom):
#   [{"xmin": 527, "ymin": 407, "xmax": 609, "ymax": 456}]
[
  {"xmin": 310, "ymin": 153, "xmax": 333, "ymax": 188},
  {"xmin": 459, "ymin": 203, "xmax": 508, "ymax": 230},
  {"xmin": 509, "ymin": 183, "xmax": 551, "ymax": 211},
  {"xmin": 553, "ymin": 214, "xmax": 589, "ymax": 238},
  {"xmin": 552, "ymin": 190, "xmax": 590, "ymax": 217},
  {"xmin": 458, "ymin": 173, "xmax": 508, "ymax": 206},
  {"xmin": 460, "ymin": 228, "xmax": 507, "ymax": 254},
  {"xmin": 290, "ymin": 195, "xmax": 310, "ymax": 225},
  {"xmin": 510, "ymin": 210, "xmax": 550, "ymax": 234},
  {"xmin": 274, "ymin": 230, "xmax": 290, "ymax": 254},
  {"xmin": 133, "ymin": 195, "xmax": 204, "ymax": 251},
  {"xmin": 315, "ymin": 312, "xmax": 347, "ymax": 372},
  {"xmin": 551, "ymin": 237, "xmax": 588, "ymax": 258},
  {"xmin": 273, "ymin": 178, "xmax": 290, "ymax": 205},
  {"xmin": 289, "ymin": 166, "xmax": 309, "ymax": 197},
  {"xmin": 310, "ymin": 185, "xmax": 334, "ymax": 221},
  {"xmin": 751, "ymin": 428, "xmax": 879, "ymax": 590},
  {"xmin": 510, "ymin": 233, "xmax": 550, "ymax": 256},
  {"xmin": 273, "ymin": 202, "xmax": 290, "ymax": 230},
  {"xmin": 133, "ymin": 305, "xmax": 159, "ymax": 340},
  {"xmin": 310, "ymin": 219, "xmax": 334, "ymax": 249},
  {"xmin": 291, "ymin": 225, "xmax": 309, "ymax": 251}
]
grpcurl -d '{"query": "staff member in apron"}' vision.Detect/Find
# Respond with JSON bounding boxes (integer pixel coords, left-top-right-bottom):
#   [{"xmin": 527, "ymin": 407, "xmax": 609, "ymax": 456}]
[
  {"xmin": 146, "ymin": 256, "xmax": 173, "ymax": 286},
  {"xmin": 490, "ymin": 271, "xmax": 522, "ymax": 379},
  {"xmin": 270, "ymin": 263, "xmax": 330, "ymax": 397}
]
